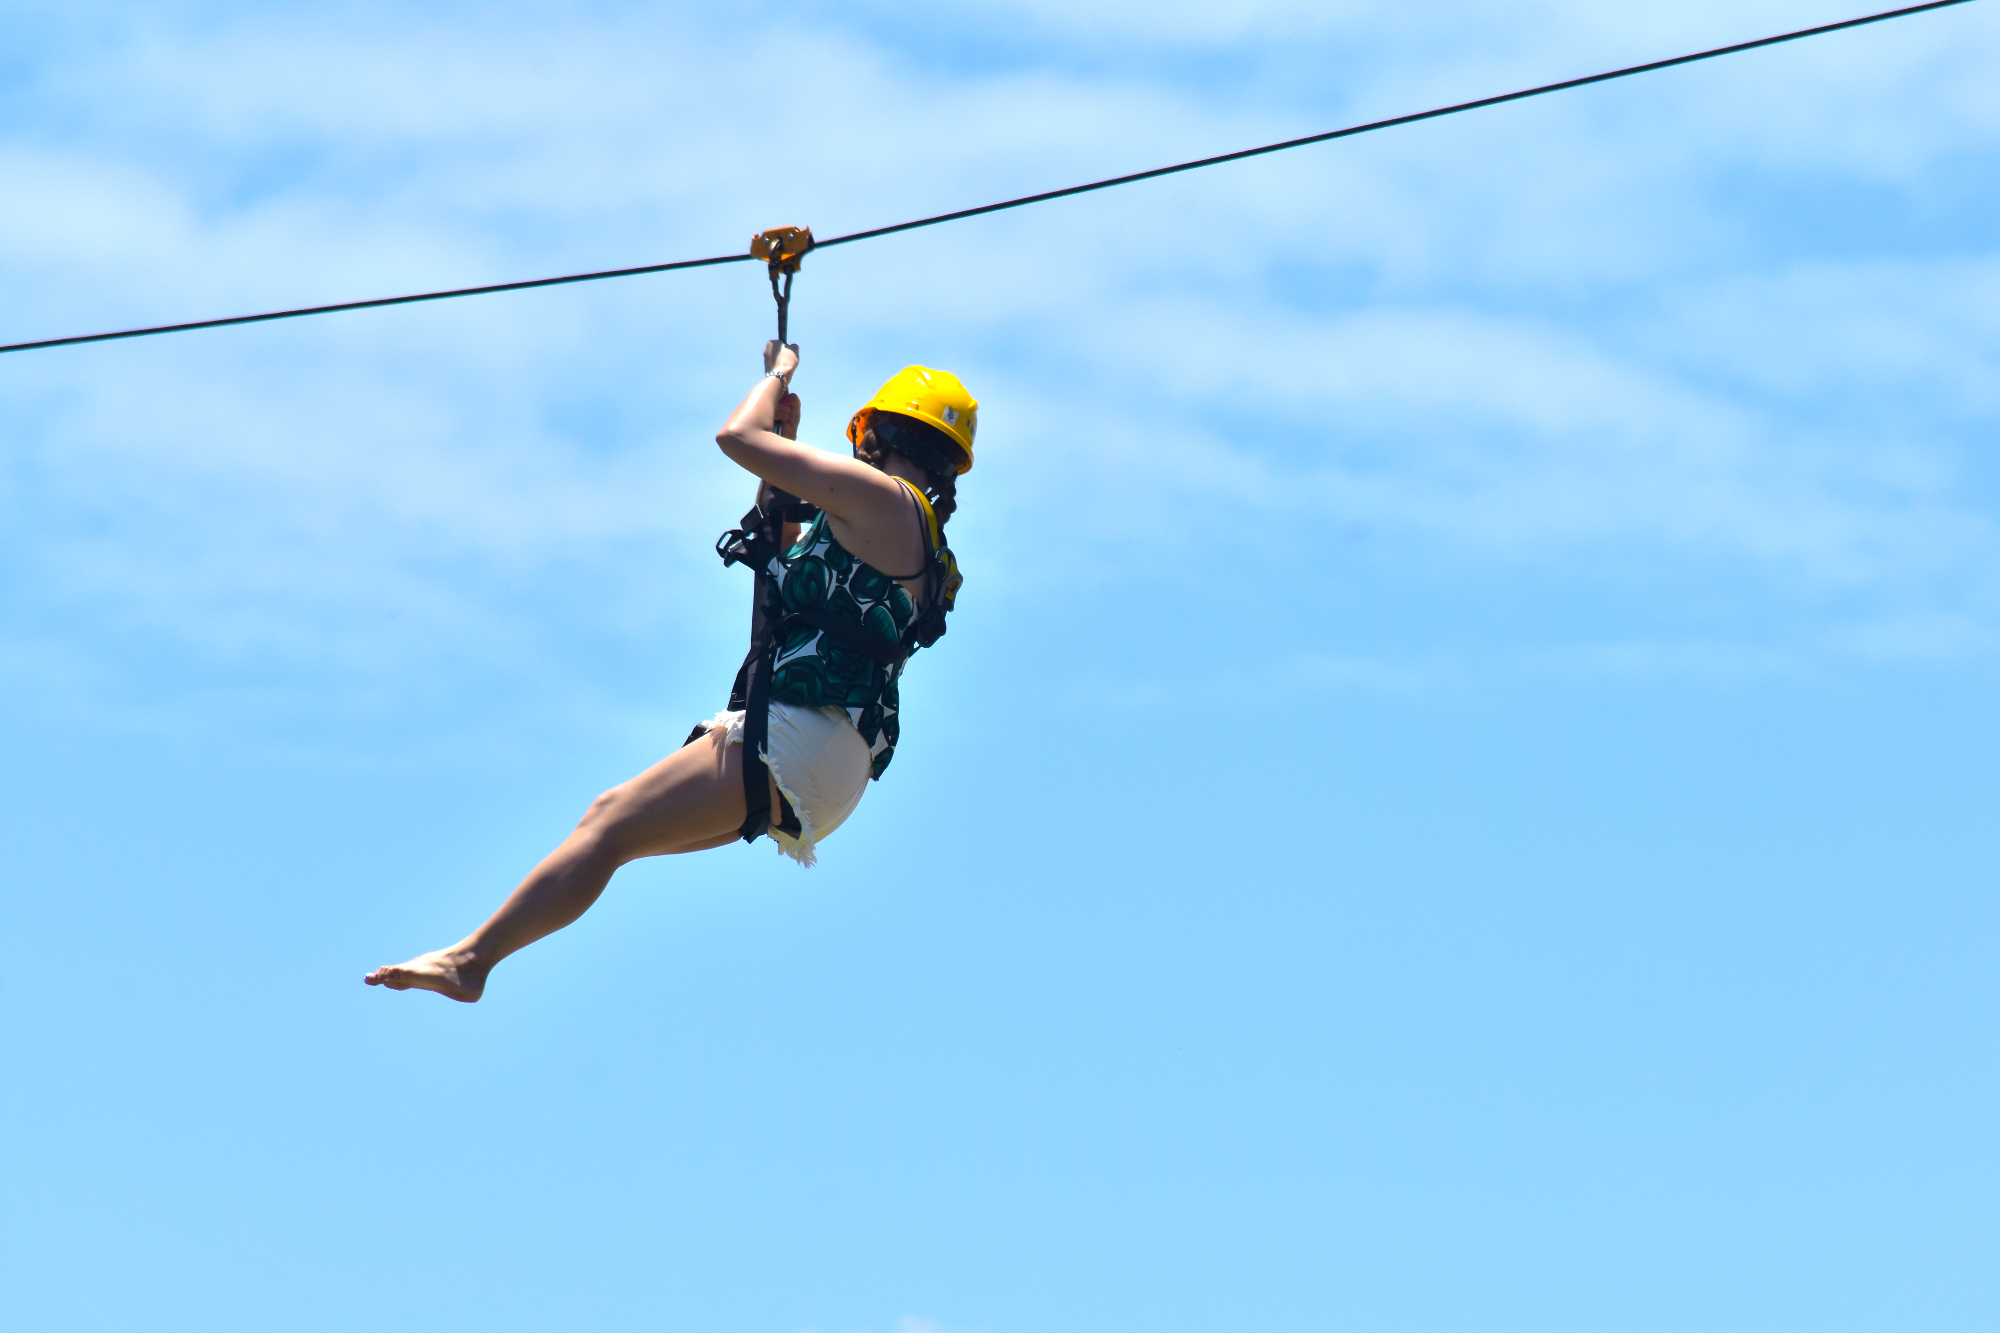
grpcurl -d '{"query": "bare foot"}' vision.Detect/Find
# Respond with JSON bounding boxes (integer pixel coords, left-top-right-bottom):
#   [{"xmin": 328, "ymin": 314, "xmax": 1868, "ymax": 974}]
[{"xmin": 364, "ymin": 947, "xmax": 486, "ymax": 1002}]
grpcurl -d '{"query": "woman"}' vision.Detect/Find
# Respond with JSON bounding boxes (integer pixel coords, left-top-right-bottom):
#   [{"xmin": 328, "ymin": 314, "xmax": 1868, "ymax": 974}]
[{"xmin": 365, "ymin": 341, "xmax": 976, "ymax": 1002}]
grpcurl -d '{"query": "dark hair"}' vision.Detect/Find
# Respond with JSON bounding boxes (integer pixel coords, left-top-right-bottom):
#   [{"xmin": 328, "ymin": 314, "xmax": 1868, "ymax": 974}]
[{"xmin": 855, "ymin": 412, "xmax": 963, "ymax": 527}]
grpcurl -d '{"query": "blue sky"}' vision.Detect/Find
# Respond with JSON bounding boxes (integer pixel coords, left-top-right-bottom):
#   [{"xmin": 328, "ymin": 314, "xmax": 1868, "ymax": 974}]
[{"xmin": 3, "ymin": 2, "xmax": 1996, "ymax": 1330}]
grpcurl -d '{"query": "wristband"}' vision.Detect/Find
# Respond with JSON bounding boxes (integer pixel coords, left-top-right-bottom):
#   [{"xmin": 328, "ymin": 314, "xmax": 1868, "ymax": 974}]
[{"xmin": 765, "ymin": 370, "xmax": 792, "ymax": 391}]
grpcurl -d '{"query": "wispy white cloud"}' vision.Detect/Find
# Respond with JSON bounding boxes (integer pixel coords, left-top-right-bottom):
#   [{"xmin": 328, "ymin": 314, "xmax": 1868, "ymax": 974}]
[{"xmin": 1, "ymin": 0, "xmax": 1994, "ymax": 721}]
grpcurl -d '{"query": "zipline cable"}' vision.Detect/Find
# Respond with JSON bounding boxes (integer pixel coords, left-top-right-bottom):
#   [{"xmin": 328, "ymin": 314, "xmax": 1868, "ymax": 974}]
[{"xmin": 0, "ymin": 0, "xmax": 1976, "ymax": 358}]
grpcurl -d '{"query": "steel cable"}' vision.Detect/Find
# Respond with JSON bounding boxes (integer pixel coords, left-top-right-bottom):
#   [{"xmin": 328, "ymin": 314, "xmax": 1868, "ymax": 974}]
[{"xmin": 0, "ymin": 0, "xmax": 1977, "ymax": 357}]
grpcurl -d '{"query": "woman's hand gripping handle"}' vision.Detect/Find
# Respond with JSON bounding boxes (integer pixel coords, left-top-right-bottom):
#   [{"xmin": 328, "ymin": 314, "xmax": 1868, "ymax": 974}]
[
  {"xmin": 769, "ymin": 341, "xmax": 801, "ymax": 444},
  {"xmin": 718, "ymin": 341, "xmax": 804, "ymax": 512},
  {"xmin": 764, "ymin": 339, "xmax": 800, "ymax": 394}
]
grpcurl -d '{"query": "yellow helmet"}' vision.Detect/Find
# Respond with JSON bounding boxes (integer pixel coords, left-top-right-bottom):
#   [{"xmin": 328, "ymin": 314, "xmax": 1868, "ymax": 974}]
[{"xmin": 846, "ymin": 366, "xmax": 978, "ymax": 474}]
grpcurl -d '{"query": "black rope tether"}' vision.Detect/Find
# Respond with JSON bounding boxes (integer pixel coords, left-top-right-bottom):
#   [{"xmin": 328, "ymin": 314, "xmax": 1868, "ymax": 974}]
[
  {"xmin": 750, "ymin": 226, "xmax": 814, "ymax": 345},
  {"xmin": 0, "ymin": 0, "xmax": 1977, "ymax": 357}
]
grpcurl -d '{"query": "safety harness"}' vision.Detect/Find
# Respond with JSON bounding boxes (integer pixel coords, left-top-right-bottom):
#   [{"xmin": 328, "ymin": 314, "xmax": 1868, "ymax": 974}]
[{"xmin": 704, "ymin": 486, "xmax": 956, "ymax": 843}]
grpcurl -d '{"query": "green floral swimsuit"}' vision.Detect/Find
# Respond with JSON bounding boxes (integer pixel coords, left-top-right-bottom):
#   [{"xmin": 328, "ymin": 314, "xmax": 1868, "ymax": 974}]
[{"xmin": 764, "ymin": 482, "xmax": 940, "ymax": 779}]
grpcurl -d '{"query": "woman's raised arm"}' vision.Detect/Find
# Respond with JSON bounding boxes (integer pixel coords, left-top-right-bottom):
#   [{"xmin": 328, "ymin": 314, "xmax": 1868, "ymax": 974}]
[{"xmin": 715, "ymin": 341, "xmax": 914, "ymax": 538}]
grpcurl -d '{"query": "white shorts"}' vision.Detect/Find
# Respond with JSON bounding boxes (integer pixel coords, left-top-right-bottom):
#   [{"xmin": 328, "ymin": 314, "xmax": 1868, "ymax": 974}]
[{"xmin": 701, "ymin": 703, "xmax": 872, "ymax": 866}]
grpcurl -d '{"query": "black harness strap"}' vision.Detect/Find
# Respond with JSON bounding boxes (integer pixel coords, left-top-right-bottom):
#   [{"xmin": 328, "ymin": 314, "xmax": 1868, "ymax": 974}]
[
  {"xmin": 714, "ymin": 490, "xmax": 814, "ymax": 842},
  {"xmin": 736, "ymin": 632, "xmax": 796, "ymax": 841}
]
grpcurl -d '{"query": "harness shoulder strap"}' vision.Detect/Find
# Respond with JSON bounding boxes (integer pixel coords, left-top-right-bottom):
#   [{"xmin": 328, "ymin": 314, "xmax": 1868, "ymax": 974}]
[
  {"xmin": 895, "ymin": 476, "xmax": 943, "ymax": 552},
  {"xmin": 889, "ymin": 478, "xmax": 959, "ymax": 651}
]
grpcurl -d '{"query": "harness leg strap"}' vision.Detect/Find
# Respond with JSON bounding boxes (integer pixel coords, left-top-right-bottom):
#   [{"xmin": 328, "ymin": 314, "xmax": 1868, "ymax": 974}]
[
  {"xmin": 735, "ymin": 642, "xmax": 804, "ymax": 842},
  {"xmin": 738, "ymin": 642, "xmax": 776, "ymax": 842}
]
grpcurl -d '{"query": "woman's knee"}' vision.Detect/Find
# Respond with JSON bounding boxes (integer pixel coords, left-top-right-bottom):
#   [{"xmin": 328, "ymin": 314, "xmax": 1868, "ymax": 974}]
[
  {"xmin": 573, "ymin": 786, "xmax": 642, "ymax": 860},
  {"xmin": 570, "ymin": 745, "xmax": 743, "ymax": 860}
]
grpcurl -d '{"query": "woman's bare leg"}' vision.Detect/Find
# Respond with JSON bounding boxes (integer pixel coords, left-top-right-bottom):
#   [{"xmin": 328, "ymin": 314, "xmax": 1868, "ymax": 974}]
[{"xmin": 364, "ymin": 728, "xmax": 777, "ymax": 1002}]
